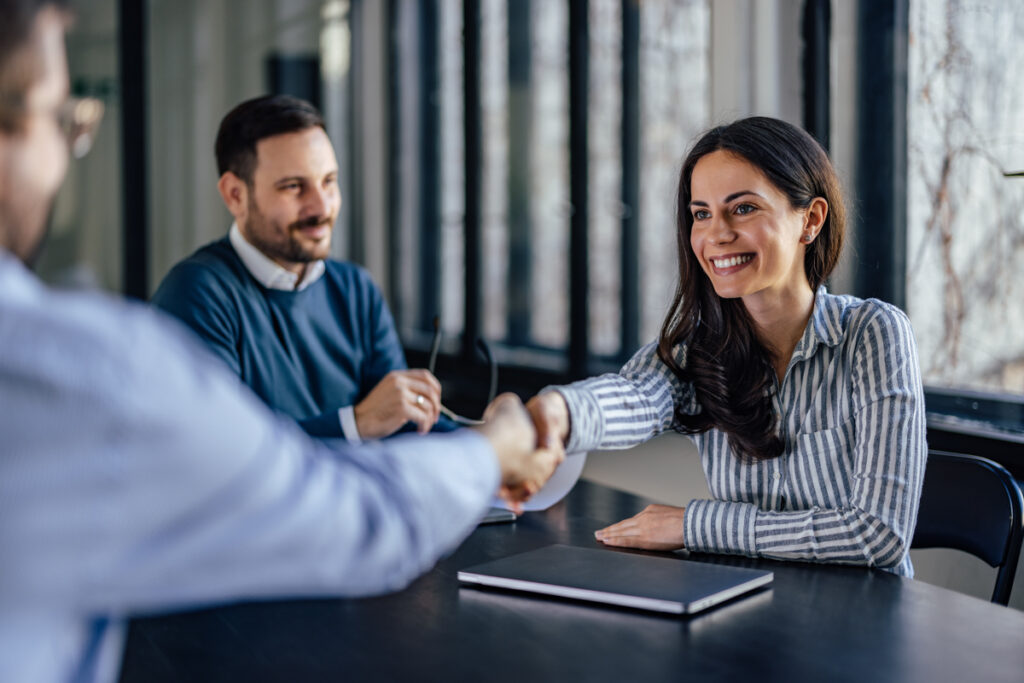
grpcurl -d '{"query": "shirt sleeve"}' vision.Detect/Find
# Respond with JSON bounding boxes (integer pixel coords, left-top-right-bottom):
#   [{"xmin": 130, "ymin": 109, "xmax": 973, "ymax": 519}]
[
  {"xmin": 546, "ymin": 341, "xmax": 698, "ymax": 454},
  {"xmin": 337, "ymin": 406, "xmax": 363, "ymax": 443},
  {"xmin": 295, "ymin": 408, "xmax": 352, "ymax": 440},
  {"xmin": 684, "ymin": 305, "xmax": 927, "ymax": 571},
  {"xmin": 2, "ymin": 295, "xmax": 499, "ymax": 616}
]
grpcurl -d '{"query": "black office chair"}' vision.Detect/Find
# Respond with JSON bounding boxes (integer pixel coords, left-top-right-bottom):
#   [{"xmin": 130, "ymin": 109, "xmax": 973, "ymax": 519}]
[{"xmin": 911, "ymin": 450, "xmax": 1024, "ymax": 605}]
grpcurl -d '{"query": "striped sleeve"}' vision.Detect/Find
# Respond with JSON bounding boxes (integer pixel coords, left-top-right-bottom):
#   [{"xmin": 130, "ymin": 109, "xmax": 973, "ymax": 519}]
[
  {"xmin": 685, "ymin": 303, "xmax": 927, "ymax": 572},
  {"xmin": 545, "ymin": 341, "xmax": 696, "ymax": 454}
]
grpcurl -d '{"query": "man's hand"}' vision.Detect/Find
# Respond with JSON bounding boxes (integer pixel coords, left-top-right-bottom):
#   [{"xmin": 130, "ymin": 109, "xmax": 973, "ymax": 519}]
[
  {"xmin": 525, "ymin": 392, "xmax": 570, "ymax": 451},
  {"xmin": 473, "ymin": 393, "xmax": 565, "ymax": 513},
  {"xmin": 594, "ymin": 504, "xmax": 686, "ymax": 551},
  {"xmin": 354, "ymin": 369, "xmax": 442, "ymax": 439}
]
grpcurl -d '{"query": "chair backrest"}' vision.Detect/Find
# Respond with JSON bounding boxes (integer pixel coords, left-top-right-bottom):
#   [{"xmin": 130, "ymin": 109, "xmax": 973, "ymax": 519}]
[{"xmin": 911, "ymin": 450, "xmax": 1024, "ymax": 605}]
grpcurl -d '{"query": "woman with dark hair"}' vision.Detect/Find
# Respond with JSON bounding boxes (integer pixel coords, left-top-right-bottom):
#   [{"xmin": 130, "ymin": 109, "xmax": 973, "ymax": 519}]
[{"xmin": 528, "ymin": 116, "xmax": 926, "ymax": 576}]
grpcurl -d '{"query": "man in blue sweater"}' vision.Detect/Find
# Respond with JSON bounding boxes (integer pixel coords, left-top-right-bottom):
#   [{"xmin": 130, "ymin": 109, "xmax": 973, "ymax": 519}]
[{"xmin": 153, "ymin": 95, "xmax": 444, "ymax": 441}]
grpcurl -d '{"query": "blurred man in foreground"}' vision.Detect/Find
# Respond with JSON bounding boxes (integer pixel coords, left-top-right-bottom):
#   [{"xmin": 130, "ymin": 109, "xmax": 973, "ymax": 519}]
[{"xmin": 0, "ymin": 2, "xmax": 562, "ymax": 682}]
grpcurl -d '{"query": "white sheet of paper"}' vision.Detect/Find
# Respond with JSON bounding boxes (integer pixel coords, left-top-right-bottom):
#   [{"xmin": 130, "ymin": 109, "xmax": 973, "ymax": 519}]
[{"xmin": 493, "ymin": 451, "xmax": 588, "ymax": 512}]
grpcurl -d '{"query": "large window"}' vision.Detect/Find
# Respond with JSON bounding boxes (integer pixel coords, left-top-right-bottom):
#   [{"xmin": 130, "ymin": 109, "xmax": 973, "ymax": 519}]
[
  {"xmin": 30, "ymin": 0, "xmax": 1024, "ymax": 473},
  {"xmin": 907, "ymin": 0, "xmax": 1024, "ymax": 396},
  {"xmin": 635, "ymin": 1, "xmax": 709, "ymax": 344},
  {"xmin": 390, "ymin": 0, "xmax": 711, "ymax": 383}
]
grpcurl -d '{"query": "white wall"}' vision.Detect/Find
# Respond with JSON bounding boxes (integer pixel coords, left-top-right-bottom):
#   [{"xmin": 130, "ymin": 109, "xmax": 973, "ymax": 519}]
[{"xmin": 583, "ymin": 433, "xmax": 709, "ymax": 507}]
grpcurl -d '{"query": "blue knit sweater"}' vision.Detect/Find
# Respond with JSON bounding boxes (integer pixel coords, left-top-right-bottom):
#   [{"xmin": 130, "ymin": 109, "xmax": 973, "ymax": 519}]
[{"xmin": 152, "ymin": 237, "xmax": 422, "ymax": 438}]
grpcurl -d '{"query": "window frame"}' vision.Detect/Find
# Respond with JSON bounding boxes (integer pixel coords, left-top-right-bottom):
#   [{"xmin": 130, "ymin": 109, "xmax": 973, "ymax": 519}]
[{"xmin": 112, "ymin": 0, "xmax": 1024, "ymax": 472}]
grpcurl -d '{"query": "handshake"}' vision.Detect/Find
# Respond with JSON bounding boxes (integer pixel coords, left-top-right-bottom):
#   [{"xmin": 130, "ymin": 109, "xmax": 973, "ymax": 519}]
[{"xmin": 471, "ymin": 392, "xmax": 572, "ymax": 513}]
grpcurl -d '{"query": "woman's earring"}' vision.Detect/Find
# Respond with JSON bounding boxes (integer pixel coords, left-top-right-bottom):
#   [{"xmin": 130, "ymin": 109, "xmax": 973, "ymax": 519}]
[{"xmin": 803, "ymin": 233, "xmax": 813, "ymax": 243}]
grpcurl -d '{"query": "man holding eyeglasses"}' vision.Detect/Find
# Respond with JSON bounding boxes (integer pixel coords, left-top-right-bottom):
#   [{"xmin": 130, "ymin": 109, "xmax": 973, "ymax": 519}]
[
  {"xmin": 0, "ymin": 3, "xmax": 562, "ymax": 682},
  {"xmin": 152, "ymin": 94, "xmax": 454, "ymax": 443}
]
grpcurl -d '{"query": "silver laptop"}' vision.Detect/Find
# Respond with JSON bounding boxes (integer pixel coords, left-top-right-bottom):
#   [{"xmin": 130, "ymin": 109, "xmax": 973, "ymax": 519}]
[{"xmin": 457, "ymin": 544, "xmax": 773, "ymax": 615}]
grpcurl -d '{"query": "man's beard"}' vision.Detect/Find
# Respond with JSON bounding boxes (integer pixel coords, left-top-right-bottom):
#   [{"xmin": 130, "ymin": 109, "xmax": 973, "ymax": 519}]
[
  {"xmin": 245, "ymin": 196, "xmax": 334, "ymax": 265},
  {"xmin": 23, "ymin": 204, "xmax": 55, "ymax": 268},
  {"xmin": 0, "ymin": 190, "xmax": 56, "ymax": 269}
]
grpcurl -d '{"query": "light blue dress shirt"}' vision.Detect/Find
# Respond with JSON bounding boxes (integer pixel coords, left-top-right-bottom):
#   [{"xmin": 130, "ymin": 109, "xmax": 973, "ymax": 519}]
[{"xmin": 0, "ymin": 250, "xmax": 499, "ymax": 683}]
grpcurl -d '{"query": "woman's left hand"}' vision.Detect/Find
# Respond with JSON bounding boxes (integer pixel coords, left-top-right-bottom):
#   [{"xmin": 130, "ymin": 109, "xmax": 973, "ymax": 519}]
[{"xmin": 594, "ymin": 504, "xmax": 686, "ymax": 551}]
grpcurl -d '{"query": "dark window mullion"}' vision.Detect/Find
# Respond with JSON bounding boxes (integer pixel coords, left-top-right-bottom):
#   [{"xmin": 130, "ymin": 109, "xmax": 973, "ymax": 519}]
[
  {"xmin": 119, "ymin": 0, "xmax": 147, "ymax": 299},
  {"xmin": 418, "ymin": 0, "xmax": 442, "ymax": 331},
  {"xmin": 854, "ymin": 0, "xmax": 908, "ymax": 307},
  {"xmin": 463, "ymin": 0, "xmax": 483, "ymax": 358},
  {"xmin": 507, "ymin": 0, "xmax": 533, "ymax": 346},
  {"xmin": 347, "ymin": 0, "xmax": 365, "ymax": 266},
  {"xmin": 801, "ymin": 0, "xmax": 831, "ymax": 151},
  {"xmin": 386, "ymin": 0, "xmax": 402, "ymax": 324},
  {"xmin": 620, "ymin": 0, "xmax": 640, "ymax": 358},
  {"xmin": 568, "ymin": 0, "xmax": 589, "ymax": 378}
]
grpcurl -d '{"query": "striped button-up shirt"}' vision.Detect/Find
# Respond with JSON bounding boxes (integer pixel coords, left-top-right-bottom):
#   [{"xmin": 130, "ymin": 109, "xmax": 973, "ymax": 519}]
[{"xmin": 554, "ymin": 288, "xmax": 926, "ymax": 576}]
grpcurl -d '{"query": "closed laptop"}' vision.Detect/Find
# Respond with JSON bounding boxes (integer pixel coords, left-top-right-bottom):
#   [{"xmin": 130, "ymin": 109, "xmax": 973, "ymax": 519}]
[{"xmin": 457, "ymin": 544, "xmax": 773, "ymax": 615}]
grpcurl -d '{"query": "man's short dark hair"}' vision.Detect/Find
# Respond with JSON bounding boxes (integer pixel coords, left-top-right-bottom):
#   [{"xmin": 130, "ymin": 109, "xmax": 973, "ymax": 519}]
[
  {"xmin": 0, "ymin": 0, "xmax": 71, "ymax": 131},
  {"xmin": 214, "ymin": 94, "xmax": 325, "ymax": 184}
]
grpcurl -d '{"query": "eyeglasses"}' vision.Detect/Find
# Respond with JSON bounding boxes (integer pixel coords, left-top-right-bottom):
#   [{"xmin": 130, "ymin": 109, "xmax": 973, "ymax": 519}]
[
  {"xmin": 1, "ymin": 95, "xmax": 105, "ymax": 159},
  {"xmin": 57, "ymin": 97, "xmax": 105, "ymax": 159},
  {"xmin": 428, "ymin": 317, "xmax": 498, "ymax": 426}
]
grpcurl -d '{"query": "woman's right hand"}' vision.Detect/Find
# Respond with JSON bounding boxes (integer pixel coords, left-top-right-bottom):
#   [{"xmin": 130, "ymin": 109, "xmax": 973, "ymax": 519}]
[
  {"xmin": 525, "ymin": 392, "xmax": 571, "ymax": 452},
  {"xmin": 474, "ymin": 393, "xmax": 564, "ymax": 512}
]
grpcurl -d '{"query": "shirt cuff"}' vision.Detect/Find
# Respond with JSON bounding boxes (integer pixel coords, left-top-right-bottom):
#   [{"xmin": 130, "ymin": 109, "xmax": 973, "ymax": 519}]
[
  {"xmin": 540, "ymin": 385, "xmax": 603, "ymax": 454},
  {"xmin": 338, "ymin": 406, "xmax": 363, "ymax": 444},
  {"xmin": 684, "ymin": 499, "xmax": 759, "ymax": 558}
]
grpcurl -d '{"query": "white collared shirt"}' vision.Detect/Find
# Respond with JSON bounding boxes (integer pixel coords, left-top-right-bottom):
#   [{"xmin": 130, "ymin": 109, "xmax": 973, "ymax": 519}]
[
  {"xmin": 228, "ymin": 222, "xmax": 326, "ymax": 292},
  {"xmin": 227, "ymin": 222, "xmax": 361, "ymax": 442}
]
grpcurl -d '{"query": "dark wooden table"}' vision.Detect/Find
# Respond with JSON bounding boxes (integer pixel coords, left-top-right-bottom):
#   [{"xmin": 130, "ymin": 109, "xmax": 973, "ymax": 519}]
[{"xmin": 119, "ymin": 480, "xmax": 1024, "ymax": 682}]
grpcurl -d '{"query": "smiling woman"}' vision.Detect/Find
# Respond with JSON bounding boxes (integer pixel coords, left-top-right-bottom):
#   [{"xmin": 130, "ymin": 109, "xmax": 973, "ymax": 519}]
[
  {"xmin": 665, "ymin": 117, "xmax": 846, "ymax": 461},
  {"xmin": 527, "ymin": 117, "xmax": 927, "ymax": 578},
  {"xmin": 688, "ymin": 152, "xmax": 826, "ymax": 307}
]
